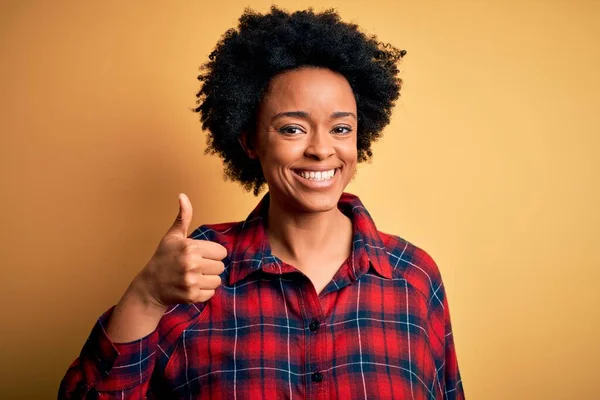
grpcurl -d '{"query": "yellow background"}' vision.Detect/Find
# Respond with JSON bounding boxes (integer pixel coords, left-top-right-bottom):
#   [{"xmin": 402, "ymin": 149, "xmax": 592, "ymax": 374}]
[{"xmin": 1, "ymin": 1, "xmax": 598, "ymax": 398}]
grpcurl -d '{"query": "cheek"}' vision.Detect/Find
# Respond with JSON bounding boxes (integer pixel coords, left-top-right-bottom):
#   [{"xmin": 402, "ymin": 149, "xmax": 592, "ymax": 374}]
[
  {"xmin": 263, "ymin": 140, "xmax": 304, "ymax": 164},
  {"xmin": 257, "ymin": 140, "xmax": 303, "ymax": 177},
  {"xmin": 339, "ymin": 140, "xmax": 358, "ymax": 164}
]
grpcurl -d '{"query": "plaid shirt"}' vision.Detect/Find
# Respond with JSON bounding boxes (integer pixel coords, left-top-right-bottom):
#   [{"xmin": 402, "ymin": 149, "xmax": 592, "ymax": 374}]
[{"xmin": 59, "ymin": 193, "xmax": 464, "ymax": 399}]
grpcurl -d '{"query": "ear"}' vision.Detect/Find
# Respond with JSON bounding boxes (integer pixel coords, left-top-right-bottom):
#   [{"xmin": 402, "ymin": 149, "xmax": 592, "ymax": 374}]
[{"xmin": 239, "ymin": 131, "xmax": 258, "ymax": 160}]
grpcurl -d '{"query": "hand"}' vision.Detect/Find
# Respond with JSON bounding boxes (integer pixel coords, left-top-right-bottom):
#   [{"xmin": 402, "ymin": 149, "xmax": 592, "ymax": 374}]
[{"xmin": 134, "ymin": 193, "xmax": 227, "ymax": 310}]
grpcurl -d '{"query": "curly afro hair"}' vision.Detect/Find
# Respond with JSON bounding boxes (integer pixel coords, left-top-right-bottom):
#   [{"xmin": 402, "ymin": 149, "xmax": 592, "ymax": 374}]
[{"xmin": 194, "ymin": 6, "xmax": 406, "ymax": 195}]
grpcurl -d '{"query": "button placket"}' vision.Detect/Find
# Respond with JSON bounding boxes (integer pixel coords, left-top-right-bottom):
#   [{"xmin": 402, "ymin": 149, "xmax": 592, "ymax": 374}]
[{"xmin": 297, "ymin": 278, "xmax": 330, "ymax": 398}]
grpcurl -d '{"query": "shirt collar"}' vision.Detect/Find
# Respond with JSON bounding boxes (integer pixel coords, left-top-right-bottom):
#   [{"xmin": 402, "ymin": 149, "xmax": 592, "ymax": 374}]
[{"xmin": 228, "ymin": 192, "xmax": 393, "ymax": 285}]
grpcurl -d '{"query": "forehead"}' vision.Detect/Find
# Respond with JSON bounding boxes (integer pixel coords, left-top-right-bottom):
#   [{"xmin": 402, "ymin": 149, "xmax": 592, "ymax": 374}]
[{"xmin": 260, "ymin": 67, "xmax": 357, "ymax": 115}]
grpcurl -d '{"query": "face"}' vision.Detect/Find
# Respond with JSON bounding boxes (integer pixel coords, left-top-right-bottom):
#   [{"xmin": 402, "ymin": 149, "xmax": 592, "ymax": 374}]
[{"xmin": 245, "ymin": 67, "xmax": 358, "ymax": 213}]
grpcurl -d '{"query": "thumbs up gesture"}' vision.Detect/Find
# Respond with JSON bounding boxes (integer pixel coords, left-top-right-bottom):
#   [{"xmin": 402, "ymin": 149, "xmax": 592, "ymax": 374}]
[{"xmin": 136, "ymin": 193, "xmax": 227, "ymax": 308}]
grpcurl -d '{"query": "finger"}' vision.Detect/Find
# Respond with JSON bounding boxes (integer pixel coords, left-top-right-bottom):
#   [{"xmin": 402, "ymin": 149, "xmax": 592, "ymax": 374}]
[
  {"xmin": 180, "ymin": 259, "xmax": 223, "ymax": 280},
  {"xmin": 198, "ymin": 259, "xmax": 225, "ymax": 275},
  {"xmin": 185, "ymin": 239, "xmax": 228, "ymax": 261},
  {"xmin": 194, "ymin": 289, "xmax": 216, "ymax": 303},
  {"xmin": 177, "ymin": 287, "xmax": 215, "ymax": 304},
  {"xmin": 198, "ymin": 274, "xmax": 222, "ymax": 290},
  {"xmin": 166, "ymin": 193, "xmax": 193, "ymax": 238},
  {"xmin": 180, "ymin": 255, "xmax": 224, "ymax": 275}
]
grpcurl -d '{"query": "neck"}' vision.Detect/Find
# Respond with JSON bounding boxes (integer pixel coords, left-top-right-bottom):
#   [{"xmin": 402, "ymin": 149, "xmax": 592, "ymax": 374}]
[{"xmin": 266, "ymin": 195, "xmax": 353, "ymax": 273}]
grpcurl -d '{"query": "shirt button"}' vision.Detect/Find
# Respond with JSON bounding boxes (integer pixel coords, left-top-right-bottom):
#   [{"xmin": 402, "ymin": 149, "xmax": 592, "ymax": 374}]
[
  {"xmin": 309, "ymin": 320, "xmax": 320, "ymax": 332},
  {"xmin": 312, "ymin": 371, "xmax": 323, "ymax": 383}
]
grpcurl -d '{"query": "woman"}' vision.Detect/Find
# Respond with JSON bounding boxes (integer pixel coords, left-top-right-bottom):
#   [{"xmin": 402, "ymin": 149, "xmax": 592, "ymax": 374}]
[{"xmin": 60, "ymin": 7, "xmax": 464, "ymax": 399}]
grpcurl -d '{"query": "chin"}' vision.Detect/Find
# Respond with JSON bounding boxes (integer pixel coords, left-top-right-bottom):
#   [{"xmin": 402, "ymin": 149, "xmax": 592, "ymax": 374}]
[
  {"xmin": 267, "ymin": 172, "xmax": 350, "ymax": 213},
  {"xmin": 292, "ymin": 190, "xmax": 343, "ymax": 213}
]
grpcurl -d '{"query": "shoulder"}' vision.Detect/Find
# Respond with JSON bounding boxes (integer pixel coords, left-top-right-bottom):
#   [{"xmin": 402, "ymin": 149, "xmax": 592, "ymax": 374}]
[
  {"xmin": 378, "ymin": 231, "xmax": 446, "ymax": 300},
  {"xmin": 189, "ymin": 220, "xmax": 243, "ymax": 241},
  {"xmin": 188, "ymin": 220, "xmax": 245, "ymax": 253}
]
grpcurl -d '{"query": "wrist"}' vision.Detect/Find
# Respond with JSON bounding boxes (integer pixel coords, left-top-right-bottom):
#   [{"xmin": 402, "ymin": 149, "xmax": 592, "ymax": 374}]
[
  {"xmin": 106, "ymin": 275, "xmax": 166, "ymax": 343},
  {"xmin": 124, "ymin": 273, "xmax": 168, "ymax": 317}
]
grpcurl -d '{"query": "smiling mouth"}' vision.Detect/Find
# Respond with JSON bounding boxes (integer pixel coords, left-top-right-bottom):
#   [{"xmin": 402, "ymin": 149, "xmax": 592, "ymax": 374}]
[{"xmin": 293, "ymin": 168, "xmax": 339, "ymax": 181}]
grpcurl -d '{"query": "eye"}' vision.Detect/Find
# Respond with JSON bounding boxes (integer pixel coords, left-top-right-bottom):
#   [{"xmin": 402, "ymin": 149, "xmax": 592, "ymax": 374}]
[
  {"xmin": 332, "ymin": 126, "xmax": 353, "ymax": 135},
  {"xmin": 278, "ymin": 126, "xmax": 305, "ymax": 135}
]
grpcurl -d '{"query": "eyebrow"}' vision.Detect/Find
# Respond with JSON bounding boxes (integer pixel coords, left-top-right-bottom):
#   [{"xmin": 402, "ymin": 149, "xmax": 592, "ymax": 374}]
[{"xmin": 271, "ymin": 111, "xmax": 357, "ymax": 122}]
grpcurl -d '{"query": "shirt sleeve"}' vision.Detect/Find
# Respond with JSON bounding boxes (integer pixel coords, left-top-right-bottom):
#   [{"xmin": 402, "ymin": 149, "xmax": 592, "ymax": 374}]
[
  {"xmin": 440, "ymin": 288, "xmax": 465, "ymax": 399},
  {"xmin": 417, "ymin": 245, "xmax": 465, "ymax": 400},
  {"xmin": 58, "ymin": 307, "xmax": 159, "ymax": 399}
]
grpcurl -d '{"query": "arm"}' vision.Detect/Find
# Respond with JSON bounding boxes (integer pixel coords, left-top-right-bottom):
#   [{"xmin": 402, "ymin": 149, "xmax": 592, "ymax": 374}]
[
  {"xmin": 58, "ymin": 194, "xmax": 226, "ymax": 399},
  {"xmin": 57, "ymin": 302, "xmax": 160, "ymax": 399},
  {"xmin": 415, "ymin": 246, "xmax": 465, "ymax": 399},
  {"xmin": 58, "ymin": 278, "xmax": 166, "ymax": 399},
  {"xmin": 440, "ymin": 291, "xmax": 465, "ymax": 399}
]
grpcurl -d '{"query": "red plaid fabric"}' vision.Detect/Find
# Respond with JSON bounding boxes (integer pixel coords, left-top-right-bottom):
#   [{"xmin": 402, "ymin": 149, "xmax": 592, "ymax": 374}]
[{"xmin": 59, "ymin": 193, "xmax": 464, "ymax": 399}]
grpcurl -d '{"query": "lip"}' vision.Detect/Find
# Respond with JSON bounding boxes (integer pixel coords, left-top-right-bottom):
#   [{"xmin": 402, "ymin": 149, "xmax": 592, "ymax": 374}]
[
  {"xmin": 292, "ymin": 166, "xmax": 340, "ymax": 172},
  {"xmin": 292, "ymin": 167, "xmax": 340, "ymax": 189}
]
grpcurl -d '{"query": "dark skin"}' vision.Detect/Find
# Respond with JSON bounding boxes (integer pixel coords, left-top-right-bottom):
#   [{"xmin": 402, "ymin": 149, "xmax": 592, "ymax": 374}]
[{"xmin": 240, "ymin": 67, "xmax": 357, "ymax": 294}]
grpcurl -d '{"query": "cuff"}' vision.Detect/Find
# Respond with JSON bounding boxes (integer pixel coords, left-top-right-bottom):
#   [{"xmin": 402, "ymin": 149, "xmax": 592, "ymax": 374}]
[{"xmin": 80, "ymin": 306, "xmax": 159, "ymax": 391}]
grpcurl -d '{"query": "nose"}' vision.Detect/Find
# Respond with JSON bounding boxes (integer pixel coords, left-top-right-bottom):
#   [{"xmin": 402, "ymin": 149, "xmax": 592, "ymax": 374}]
[{"xmin": 304, "ymin": 129, "xmax": 335, "ymax": 161}]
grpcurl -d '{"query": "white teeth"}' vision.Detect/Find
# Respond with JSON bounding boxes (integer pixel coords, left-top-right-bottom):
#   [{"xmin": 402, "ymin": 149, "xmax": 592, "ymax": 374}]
[{"xmin": 297, "ymin": 169, "xmax": 336, "ymax": 181}]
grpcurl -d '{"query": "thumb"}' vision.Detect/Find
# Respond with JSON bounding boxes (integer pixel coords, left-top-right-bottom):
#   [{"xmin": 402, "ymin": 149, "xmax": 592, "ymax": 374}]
[{"xmin": 167, "ymin": 193, "xmax": 193, "ymax": 238}]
